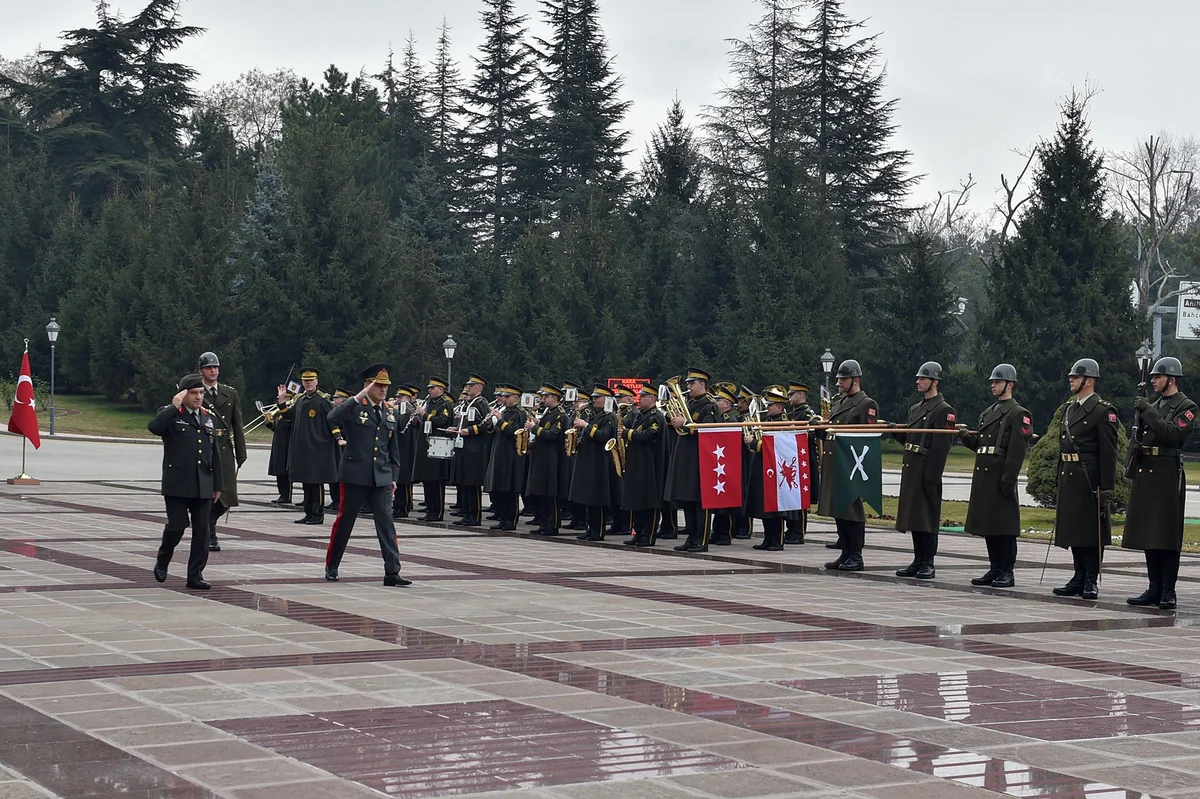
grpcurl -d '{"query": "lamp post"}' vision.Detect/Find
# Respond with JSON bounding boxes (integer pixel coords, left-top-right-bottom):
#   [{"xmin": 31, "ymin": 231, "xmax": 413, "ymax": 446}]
[
  {"xmin": 443, "ymin": 335, "xmax": 457, "ymax": 390},
  {"xmin": 820, "ymin": 348, "xmax": 835, "ymax": 395},
  {"xmin": 45, "ymin": 317, "xmax": 60, "ymax": 437},
  {"xmin": 1135, "ymin": 342, "xmax": 1154, "ymax": 374}
]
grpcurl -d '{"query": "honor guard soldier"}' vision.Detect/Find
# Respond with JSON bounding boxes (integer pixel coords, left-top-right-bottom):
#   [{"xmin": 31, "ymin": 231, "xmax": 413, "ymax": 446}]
[
  {"xmin": 279, "ymin": 369, "xmax": 338, "ymax": 524},
  {"xmin": 148, "ymin": 374, "xmax": 223, "ymax": 589},
  {"xmin": 1052, "ymin": 358, "xmax": 1118, "ymax": 601},
  {"xmin": 709, "ymin": 383, "xmax": 742, "ymax": 546},
  {"xmin": 453, "ymin": 374, "xmax": 492, "ymax": 526},
  {"xmin": 391, "ymin": 384, "xmax": 420, "ymax": 518},
  {"xmin": 960, "ymin": 364, "xmax": 1031, "ymax": 588},
  {"xmin": 891, "ymin": 362, "xmax": 956, "ymax": 579},
  {"xmin": 413, "ymin": 377, "xmax": 455, "ymax": 521},
  {"xmin": 484, "ymin": 384, "xmax": 528, "ymax": 530},
  {"xmin": 666, "ymin": 368, "xmax": 719, "ymax": 553},
  {"xmin": 1124, "ymin": 356, "xmax": 1197, "ymax": 609},
  {"xmin": 327, "ymin": 388, "xmax": 352, "ymax": 512},
  {"xmin": 526, "ymin": 384, "xmax": 567, "ymax": 535},
  {"xmin": 784, "ymin": 380, "xmax": 815, "ymax": 544},
  {"xmin": 622, "ymin": 384, "xmax": 667, "ymax": 546},
  {"xmin": 745, "ymin": 387, "xmax": 791, "ymax": 551},
  {"xmin": 570, "ymin": 384, "xmax": 617, "ymax": 541},
  {"xmin": 324, "ymin": 364, "xmax": 411, "ymax": 586},
  {"xmin": 819, "ymin": 360, "xmax": 879, "ymax": 571},
  {"xmin": 197, "ymin": 352, "xmax": 246, "ymax": 552},
  {"xmin": 266, "ymin": 390, "xmax": 294, "ymax": 505}
]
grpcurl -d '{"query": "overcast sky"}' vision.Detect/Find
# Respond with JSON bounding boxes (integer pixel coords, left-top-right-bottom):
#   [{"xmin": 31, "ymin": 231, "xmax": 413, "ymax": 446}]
[{"xmin": 4, "ymin": 0, "xmax": 1197, "ymax": 214}]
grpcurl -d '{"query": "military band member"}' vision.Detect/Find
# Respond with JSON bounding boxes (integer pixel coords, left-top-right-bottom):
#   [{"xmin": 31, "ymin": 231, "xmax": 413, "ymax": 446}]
[
  {"xmin": 324, "ymin": 364, "xmax": 411, "ymax": 587},
  {"xmin": 745, "ymin": 387, "xmax": 791, "ymax": 551},
  {"xmin": 484, "ymin": 384, "xmax": 527, "ymax": 530},
  {"xmin": 622, "ymin": 385, "xmax": 666, "ymax": 546},
  {"xmin": 666, "ymin": 368, "xmax": 719, "ymax": 553},
  {"xmin": 570, "ymin": 384, "xmax": 617, "ymax": 541},
  {"xmin": 819, "ymin": 360, "xmax": 879, "ymax": 571},
  {"xmin": 391, "ymin": 384, "xmax": 419, "ymax": 519},
  {"xmin": 413, "ymin": 377, "xmax": 455, "ymax": 522},
  {"xmin": 734, "ymin": 386, "xmax": 755, "ymax": 538},
  {"xmin": 198, "ymin": 352, "xmax": 246, "ymax": 553},
  {"xmin": 451, "ymin": 374, "xmax": 491, "ymax": 526},
  {"xmin": 710, "ymin": 383, "xmax": 742, "ymax": 546},
  {"xmin": 280, "ymin": 369, "xmax": 337, "ymax": 525},
  {"xmin": 327, "ymin": 388, "xmax": 352, "ymax": 512},
  {"xmin": 266, "ymin": 391, "xmax": 293, "ymax": 505},
  {"xmin": 608, "ymin": 385, "xmax": 637, "ymax": 534},
  {"xmin": 1052, "ymin": 358, "xmax": 1118, "ymax": 601},
  {"xmin": 564, "ymin": 383, "xmax": 590, "ymax": 530},
  {"xmin": 784, "ymin": 380, "xmax": 816, "ymax": 545},
  {"xmin": 891, "ymin": 362, "xmax": 955, "ymax": 579},
  {"xmin": 526, "ymin": 384, "xmax": 567, "ymax": 535},
  {"xmin": 1124, "ymin": 357, "xmax": 1197, "ymax": 610},
  {"xmin": 960, "ymin": 364, "xmax": 1030, "ymax": 588},
  {"xmin": 148, "ymin": 374, "xmax": 223, "ymax": 589}
]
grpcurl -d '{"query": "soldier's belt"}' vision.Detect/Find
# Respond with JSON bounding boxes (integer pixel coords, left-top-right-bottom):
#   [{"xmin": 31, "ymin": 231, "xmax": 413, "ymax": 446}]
[
  {"xmin": 1140, "ymin": 446, "xmax": 1174, "ymax": 455},
  {"xmin": 903, "ymin": 443, "xmax": 928, "ymax": 454},
  {"xmin": 1060, "ymin": 453, "xmax": 1080, "ymax": 462},
  {"xmin": 978, "ymin": 446, "xmax": 1005, "ymax": 456}
]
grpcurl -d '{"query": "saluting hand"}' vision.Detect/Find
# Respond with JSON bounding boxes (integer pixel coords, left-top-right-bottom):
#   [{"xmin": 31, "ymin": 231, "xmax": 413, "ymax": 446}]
[
  {"xmin": 276, "ymin": 384, "xmax": 287, "ymax": 403},
  {"xmin": 172, "ymin": 390, "xmax": 187, "ymax": 409}
]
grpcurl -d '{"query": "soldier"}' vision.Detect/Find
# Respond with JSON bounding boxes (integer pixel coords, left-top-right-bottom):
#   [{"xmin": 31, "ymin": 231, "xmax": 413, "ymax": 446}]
[
  {"xmin": 709, "ymin": 383, "xmax": 741, "ymax": 546},
  {"xmin": 413, "ymin": 377, "xmax": 455, "ymax": 522},
  {"xmin": 323, "ymin": 364, "xmax": 411, "ymax": 587},
  {"xmin": 784, "ymin": 380, "xmax": 815, "ymax": 545},
  {"xmin": 1052, "ymin": 358, "xmax": 1119, "ymax": 601},
  {"xmin": 745, "ymin": 387, "xmax": 791, "ymax": 552},
  {"xmin": 327, "ymin": 388, "xmax": 352, "ymax": 513},
  {"xmin": 197, "ymin": 352, "xmax": 246, "ymax": 552},
  {"xmin": 570, "ymin": 384, "xmax": 617, "ymax": 541},
  {"xmin": 147, "ymin": 374, "xmax": 223, "ymax": 589},
  {"xmin": 666, "ymin": 368, "xmax": 720, "ymax": 553},
  {"xmin": 733, "ymin": 386, "xmax": 755, "ymax": 539},
  {"xmin": 1124, "ymin": 356, "xmax": 1197, "ymax": 610},
  {"xmin": 279, "ymin": 369, "xmax": 338, "ymax": 525},
  {"xmin": 608, "ymin": 385, "xmax": 636, "ymax": 535},
  {"xmin": 265, "ymin": 390, "xmax": 293, "ymax": 506},
  {"xmin": 960, "ymin": 364, "xmax": 1032, "ymax": 588},
  {"xmin": 819, "ymin": 360, "xmax": 879, "ymax": 572},
  {"xmin": 891, "ymin": 362, "xmax": 956, "ymax": 579},
  {"xmin": 484, "ymin": 384, "xmax": 528, "ymax": 530},
  {"xmin": 451, "ymin": 374, "xmax": 492, "ymax": 526},
  {"xmin": 622, "ymin": 385, "xmax": 666, "ymax": 547},
  {"xmin": 526, "ymin": 384, "xmax": 567, "ymax": 535},
  {"xmin": 563, "ymin": 383, "xmax": 590, "ymax": 531},
  {"xmin": 391, "ymin": 384, "xmax": 419, "ymax": 519}
]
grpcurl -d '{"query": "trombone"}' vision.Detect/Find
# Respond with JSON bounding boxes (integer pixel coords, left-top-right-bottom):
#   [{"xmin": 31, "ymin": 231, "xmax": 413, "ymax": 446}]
[{"xmin": 244, "ymin": 395, "xmax": 297, "ymax": 434}]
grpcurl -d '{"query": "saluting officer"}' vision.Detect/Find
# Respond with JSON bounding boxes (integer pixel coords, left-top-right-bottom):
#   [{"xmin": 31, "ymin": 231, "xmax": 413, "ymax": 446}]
[
  {"xmin": 413, "ymin": 377, "xmax": 455, "ymax": 522},
  {"xmin": 324, "ymin": 364, "xmax": 411, "ymax": 587},
  {"xmin": 280, "ymin": 369, "xmax": 338, "ymax": 525},
  {"xmin": 891, "ymin": 362, "xmax": 956, "ymax": 580},
  {"xmin": 484, "ymin": 384, "xmax": 528, "ymax": 530},
  {"xmin": 1052, "ymin": 358, "xmax": 1119, "ymax": 601},
  {"xmin": 197, "ymin": 352, "xmax": 246, "ymax": 553},
  {"xmin": 622, "ymin": 385, "xmax": 667, "ymax": 547},
  {"xmin": 526, "ymin": 384, "xmax": 567, "ymax": 535},
  {"xmin": 1124, "ymin": 357, "xmax": 1198, "ymax": 610},
  {"xmin": 960, "ymin": 364, "xmax": 1032, "ymax": 588},
  {"xmin": 666, "ymin": 368, "xmax": 719, "ymax": 553},
  {"xmin": 570, "ymin": 384, "xmax": 617, "ymax": 541},
  {"xmin": 819, "ymin": 360, "xmax": 879, "ymax": 572},
  {"xmin": 147, "ymin": 374, "xmax": 223, "ymax": 590}
]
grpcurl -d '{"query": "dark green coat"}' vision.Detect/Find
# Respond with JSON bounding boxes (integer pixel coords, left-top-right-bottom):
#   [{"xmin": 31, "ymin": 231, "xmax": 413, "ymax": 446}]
[
  {"xmin": 1123, "ymin": 391, "xmax": 1198, "ymax": 552},
  {"xmin": 202, "ymin": 384, "xmax": 246, "ymax": 508},
  {"xmin": 817, "ymin": 390, "xmax": 879, "ymax": 522},
  {"xmin": 485, "ymin": 406, "xmax": 527, "ymax": 493},
  {"xmin": 621, "ymin": 407, "xmax": 665, "ymax": 511},
  {"xmin": 961, "ymin": 398, "xmax": 1031, "ymax": 538},
  {"xmin": 148, "ymin": 404, "xmax": 224, "ymax": 498},
  {"xmin": 569, "ymin": 408, "xmax": 616, "ymax": 507},
  {"xmin": 893, "ymin": 395, "xmax": 955, "ymax": 534},
  {"xmin": 1053, "ymin": 393, "xmax": 1118, "ymax": 549},
  {"xmin": 664, "ymin": 394, "xmax": 718, "ymax": 503},
  {"xmin": 283, "ymin": 392, "xmax": 337, "ymax": 484}
]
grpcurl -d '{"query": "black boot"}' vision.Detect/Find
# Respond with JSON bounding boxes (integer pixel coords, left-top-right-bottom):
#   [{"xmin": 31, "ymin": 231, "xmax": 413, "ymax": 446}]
[
  {"xmin": 1052, "ymin": 574, "xmax": 1084, "ymax": 596},
  {"xmin": 837, "ymin": 554, "xmax": 864, "ymax": 571},
  {"xmin": 991, "ymin": 571, "xmax": 1015, "ymax": 588},
  {"xmin": 971, "ymin": 568, "xmax": 999, "ymax": 586},
  {"xmin": 1159, "ymin": 590, "xmax": 1178, "ymax": 610},
  {"xmin": 1127, "ymin": 585, "xmax": 1162, "ymax": 606},
  {"xmin": 823, "ymin": 553, "xmax": 846, "ymax": 569},
  {"xmin": 895, "ymin": 559, "xmax": 921, "ymax": 577},
  {"xmin": 914, "ymin": 561, "xmax": 936, "ymax": 580},
  {"xmin": 1081, "ymin": 574, "xmax": 1099, "ymax": 600}
]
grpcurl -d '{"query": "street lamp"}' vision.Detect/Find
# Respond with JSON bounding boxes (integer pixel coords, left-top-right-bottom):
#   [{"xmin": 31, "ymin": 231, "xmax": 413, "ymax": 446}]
[
  {"xmin": 1135, "ymin": 342, "xmax": 1154, "ymax": 374},
  {"xmin": 955, "ymin": 297, "xmax": 968, "ymax": 316},
  {"xmin": 45, "ymin": 317, "xmax": 60, "ymax": 436},
  {"xmin": 443, "ymin": 335, "xmax": 457, "ymax": 389},
  {"xmin": 820, "ymin": 348, "xmax": 835, "ymax": 395}
]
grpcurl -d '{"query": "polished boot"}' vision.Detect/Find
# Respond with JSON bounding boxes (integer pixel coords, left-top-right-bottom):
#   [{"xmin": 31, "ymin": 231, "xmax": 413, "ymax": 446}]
[
  {"xmin": 153, "ymin": 562, "xmax": 168, "ymax": 583},
  {"xmin": 971, "ymin": 568, "xmax": 999, "ymax": 586},
  {"xmin": 1052, "ymin": 574, "xmax": 1084, "ymax": 596},
  {"xmin": 1081, "ymin": 574, "xmax": 1099, "ymax": 600},
  {"xmin": 825, "ymin": 538, "xmax": 842, "ymax": 549},
  {"xmin": 990, "ymin": 571, "xmax": 1015, "ymax": 588},
  {"xmin": 914, "ymin": 561, "xmax": 936, "ymax": 580},
  {"xmin": 384, "ymin": 573, "xmax": 413, "ymax": 587},
  {"xmin": 824, "ymin": 553, "xmax": 847, "ymax": 569},
  {"xmin": 324, "ymin": 567, "xmax": 338, "ymax": 581},
  {"xmin": 837, "ymin": 555, "xmax": 864, "ymax": 571},
  {"xmin": 1159, "ymin": 590, "xmax": 1178, "ymax": 610},
  {"xmin": 895, "ymin": 559, "xmax": 921, "ymax": 577},
  {"xmin": 1127, "ymin": 585, "xmax": 1162, "ymax": 606},
  {"xmin": 186, "ymin": 579, "xmax": 211, "ymax": 590}
]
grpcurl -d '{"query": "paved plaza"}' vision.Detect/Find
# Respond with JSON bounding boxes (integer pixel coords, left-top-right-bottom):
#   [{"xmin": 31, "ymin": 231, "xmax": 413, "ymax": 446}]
[{"xmin": 1, "ymin": 468, "xmax": 1200, "ymax": 797}]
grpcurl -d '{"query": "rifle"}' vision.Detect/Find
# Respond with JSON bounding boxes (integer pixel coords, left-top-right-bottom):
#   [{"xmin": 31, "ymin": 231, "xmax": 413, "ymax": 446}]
[{"xmin": 1123, "ymin": 357, "xmax": 1151, "ymax": 479}]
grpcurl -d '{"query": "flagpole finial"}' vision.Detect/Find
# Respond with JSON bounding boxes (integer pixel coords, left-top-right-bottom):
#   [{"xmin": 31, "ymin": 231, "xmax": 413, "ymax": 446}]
[{"xmin": 23, "ymin": 338, "xmax": 29, "ymax": 352}]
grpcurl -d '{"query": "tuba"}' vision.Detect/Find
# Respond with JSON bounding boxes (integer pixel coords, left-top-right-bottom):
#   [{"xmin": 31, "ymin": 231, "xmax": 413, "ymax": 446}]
[{"xmin": 662, "ymin": 376, "xmax": 691, "ymax": 436}]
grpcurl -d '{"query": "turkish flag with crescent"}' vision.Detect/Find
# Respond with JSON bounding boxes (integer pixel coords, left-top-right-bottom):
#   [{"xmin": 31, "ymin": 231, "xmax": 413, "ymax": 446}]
[
  {"xmin": 7, "ymin": 351, "xmax": 41, "ymax": 449},
  {"xmin": 698, "ymin": 428, "xmax": 743, "ymax": 509}
]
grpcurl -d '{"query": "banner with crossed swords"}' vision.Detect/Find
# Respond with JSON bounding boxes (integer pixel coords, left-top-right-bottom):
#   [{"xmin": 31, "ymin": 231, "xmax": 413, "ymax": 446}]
[{"xmin": 831, "ymin": 432, "xmax": 883, "ymax": 516}]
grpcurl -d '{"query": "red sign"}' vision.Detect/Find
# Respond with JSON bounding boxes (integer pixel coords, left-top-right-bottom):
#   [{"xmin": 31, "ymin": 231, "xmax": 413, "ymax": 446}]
[{"xmin": 607, "ymin": 377, "xmax": 650, "ymax": 395}]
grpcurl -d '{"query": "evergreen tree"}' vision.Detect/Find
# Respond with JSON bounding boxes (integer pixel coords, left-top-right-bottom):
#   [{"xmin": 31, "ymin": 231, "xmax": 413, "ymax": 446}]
[
  {"xmin": 638, "ymin": 99, "xmax": 700, "ymax": 205},
  {"xmin": 430, "ymin": 19, "xmax": 463, "ymax": 160}
]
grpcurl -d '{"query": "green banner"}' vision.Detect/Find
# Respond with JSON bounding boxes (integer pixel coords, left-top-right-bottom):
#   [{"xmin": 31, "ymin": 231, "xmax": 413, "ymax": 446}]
[{"xmin": 832, "ymin": 433, "xmax": 883, "ymax": 516}]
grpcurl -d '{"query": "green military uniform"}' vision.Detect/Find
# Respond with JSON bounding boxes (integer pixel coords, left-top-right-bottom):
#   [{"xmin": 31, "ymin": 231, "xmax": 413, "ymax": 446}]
[{"xmin": 818, "ymin": 360, "xmax": 879, "ymax": 571}]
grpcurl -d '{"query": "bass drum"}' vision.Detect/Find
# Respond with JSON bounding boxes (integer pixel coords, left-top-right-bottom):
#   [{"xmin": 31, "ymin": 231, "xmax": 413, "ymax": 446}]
[{"xmin": 427, "ymin": 436, "xmax": 456, "ymax": 459}]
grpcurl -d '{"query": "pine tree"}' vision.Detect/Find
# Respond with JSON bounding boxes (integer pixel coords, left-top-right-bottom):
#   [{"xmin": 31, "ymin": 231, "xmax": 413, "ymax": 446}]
[
  {"xmin": 430, "ymin": 19, "xmax": 463, "ymax": 160},
  {"xmin": 638, "ymin": 99, "xmax": 700, "ymax": 206}
]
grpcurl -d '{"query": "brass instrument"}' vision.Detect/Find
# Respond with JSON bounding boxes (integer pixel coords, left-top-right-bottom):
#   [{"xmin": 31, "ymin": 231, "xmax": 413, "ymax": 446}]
[
  {"xmin": 565, "ymin": 406, "xmax": 590, "ymax": 457},
  {"xmin": 604, "ymin": 438, "xmax": 623, "ymax": 477},
  {"xmin": 662, "ymin": 376, "xmax": 691, "ymax": 436},
  {"xmin": 746, "ymin": 395, "xmax": 766, "ymax": 445},
  {"xmin": 613, "ymin": 405, "xmax": 629, "ymax": 475},
  {"xmin": 245, "ymin": 394, "xmax": 298, "ymax": 434},
  {"xmin": 514, "ymin": 408, "xmax": 530, "ymax": 456}
]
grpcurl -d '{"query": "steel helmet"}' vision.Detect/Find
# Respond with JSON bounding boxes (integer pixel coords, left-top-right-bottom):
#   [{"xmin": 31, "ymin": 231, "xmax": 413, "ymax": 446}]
[
  {"xmin": 988, "ymin": 363, "xmax": 1018, "ymax": 382},
  {"xmin": 198, "ymin": 351, "xmax": 220, "ymax": 368},
  {"xmin": 836, "ymin": 359, "xmax": 862, "ymax": 378},
  {"xmin": 1150, "ymin": 357, "xmax": 1183, "ymax": 378},
  {"xmin": 1067, "ymin": 358, "xmax": 1100, "ymax": 379},
  {"xmin": 915, "ymin": 361, "xmax": 943, "ymax": 380}
]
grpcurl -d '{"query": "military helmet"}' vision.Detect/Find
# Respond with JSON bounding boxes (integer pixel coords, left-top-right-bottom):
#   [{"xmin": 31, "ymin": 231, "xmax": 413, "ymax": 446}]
[
  {"xmin": 1067, "ymin": 358, "xmax": 1100, "ymax": 379},
  {"xmin": 988, "ymin": 363, "xmax": 1018, "ymax": 383},
  {"xmin": 836, "ymin": 359, "xmax": 862, "ymax": 379},
  {"xmin": 915, "ymin": 361, "xmax": 943, "ymax": 381},
  {"xmin": 1151, "ymin": 356, "xmax": 1183, "ymax": 378},
  {"xmin": 198, "ymin": 351, "xmax": 220, "ymax": 368}
]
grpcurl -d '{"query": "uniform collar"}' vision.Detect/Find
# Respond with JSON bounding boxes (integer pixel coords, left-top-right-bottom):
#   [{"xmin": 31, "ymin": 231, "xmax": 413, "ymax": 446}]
[{"xmin": 1074, "ymin": 393, "xmax": 1099, "ymax": 411}]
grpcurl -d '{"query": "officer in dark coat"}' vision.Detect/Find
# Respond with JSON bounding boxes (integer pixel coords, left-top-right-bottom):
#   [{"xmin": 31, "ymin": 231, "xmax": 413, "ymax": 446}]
[
  {"xmin": 784, "ymin": 380, "xmax": 815, "ymax": 544},
  {"xmin": 412, "ymin": 377, "xmax": 455, "ymax": 521},
  {"xmin": 484, "ymin": 384, "xmax": 528, "ymax": 530},
  {"xmin": 265, "ymin": 391, "xmax": 293, "ymax": 505},
  {"xmin": 608, "ymin": 386, "xmax": 637, "ymax": 535},
  {"xmin": 960, "ymin": 363, "xmax": 1032, "ymax": 589},
  {"xmin": 526, "ymin": 384, "xmax": 567, "ymax": 535},
  {"xmin": 622, "ymin": 384, "xmax": 666, "ymax": 546},
  {"xmin": 665, "ymin": 368, "xmax": 719, "ymax": 553},
  {"xmin": 734, "ymin": 386, "xmax": 756, "ymax": 539},
  {"xmin": 279, "ymin": 369, "xmax": 338, "ymax": 524},
  {"xmin": 707, "ymin": 383, "xmax": 741, "ymax": 547},
  {"xmin": 1052, "ymin": 358, "xmax": 1119, "ymax": 601},
  {"xmin": 891, "ymin": 362, "xmax": 956, "ymax": 580},
  {"xmin": 570, "ymin": 384, "xmax": 617, "ymax": 541},
  {"xmin": 326, "ymin": 388, "xmax": 352, "ymax": 512},
  {"xmin": 390, "ymin": 384, "xmax": 419, "ymax": 518},
  {"xmin": 451, "ymin": 374, "xmax": 491, "ymax": 526},
  {"xmin": 744, "ymin": 387, "xmax": 792, "ymax": 551},
  {"xmin": 818, "ymin": 360, "xmax": 880, "ymax": 572},
  {"xmin": 323, "ymin": 363, "xmax": 410, "ymax": 587},
  {"xmin": 148, "ymin": 374, "xmax": 224, "ymax": 589},
  {"xmin": 198, "ymin": 351, "xmax": 246, "ymax": 553},
  {"xmin": 1124, "ymin": 356, "xmax": 1198, "ymax": 610}
]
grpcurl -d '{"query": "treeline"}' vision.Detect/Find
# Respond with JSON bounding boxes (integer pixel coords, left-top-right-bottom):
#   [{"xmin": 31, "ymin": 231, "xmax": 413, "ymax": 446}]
[{"xmin": 0, "ymin": 0, "xmax": 1184, "ymax": 430}]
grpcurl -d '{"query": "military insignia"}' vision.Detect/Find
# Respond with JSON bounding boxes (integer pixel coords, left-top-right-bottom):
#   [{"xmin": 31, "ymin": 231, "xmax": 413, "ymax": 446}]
[
  {"xmin": 1107, "ymin": 412, "xmax": 1118, "ymax": 423},
  {"xmin": 1186, "ymin": 410, "xmax": 1195, "ymax": 421},
  {"xmin": 308, "ymin": 408, "xmax": 317, "ymax": 418},
  {"xmin": 204, "ymin": 417, "xmax": 214, "ymax": 429},
  {"xmin": 1023, "ymin": 416, "xmax": 1031, "ymax": 425},
  {"xmin": 867, "ymin": 408, "xmax": 876, "ymax": 417},
  {"xmin": 1177, "ymin": 418, "xmax": 1189, "ymax": 428},
  {"xmin": 359, "ymin": 412, "xmax": 369, "ymax": 425}
]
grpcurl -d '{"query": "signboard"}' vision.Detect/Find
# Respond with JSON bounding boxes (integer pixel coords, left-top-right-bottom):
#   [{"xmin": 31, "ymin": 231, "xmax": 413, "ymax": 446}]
[
  {"xmin": 607, "ymin": 377, "xmax": 650, "ymax": 395},
  {"xmin": 1177, "ymin": 281, "xmax": 1200, "ymax": 340}
]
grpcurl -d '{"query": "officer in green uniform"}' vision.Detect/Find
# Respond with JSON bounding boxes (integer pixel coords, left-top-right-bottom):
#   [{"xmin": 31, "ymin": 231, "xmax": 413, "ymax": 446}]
[
  {"xmin": 819, "ymin": 360, "xmax": 879, "ymax": 572},
  {"xmin": 622, "ymin": 385, "xmax": 667, "ymax": 546},
  {"xmin": 198, "ymin": 351, "xmax": 246, "ymax": 552},
  {"xmin": 745, "ymin": 387, "xmax": 791, "ymax": 551},
  {"xmin": 413, "ymin": 377, "xmax": 455, "ymax": 522},
  {"xmin": 570, "ymin": 384, "xmax": 617, "ymax": 541},
  {"xmin": 1124, "ymin": 356, "xmax": 1198, "ymax": 610},
  {"xmin": 960, "ymin": 364, "xmax": 1032, "ymax": 588},
  {"xmin": 1052, "ymin": 358, "xmax": 1118, "ymax": 601}
]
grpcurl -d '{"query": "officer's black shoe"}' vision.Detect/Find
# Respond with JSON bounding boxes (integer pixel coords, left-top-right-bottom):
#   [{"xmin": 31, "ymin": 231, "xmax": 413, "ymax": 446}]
[
  {"xmin": 540, "ymin": 528, "xmax": 560, "ymax": 536},
  {"xmin": 153, "ymin": 564, "xmax": 167, "ymax": 583},
  {"xmin": 971, "ymin": 569, "xmax": 999, "ymax": 586},
  {"xmin": 623, "ymin": 537, "xmax": 640, "ymax": 546},
  {"xmin": 1081, "ymin": 576, "xmax": 1099, "ymax": 600},
  {"xmin": 752, "ymin": 542, "xmax": 770, "ymax": 550},
  {"xmin": 498, "ymin": 523, "xmax": 517, "ymax": 531},
  {"xmin": 895, "ymin": 560, "xmax": 921, "ymax": 577},
  {"xmin": 324, "ymin": 568, "xmax": 338, "ymax": 581},
  {"xmin": 672, "ymin": 542, "xmax": 694, "ymax": 552},
  {"xmin": 270, "ymin": 497, "xmax": 289, "ymax": 506},
  {"xmin": 293, "ymin": 516, "xmax": 312, "ymax": 524},
  {"xmin": 1127, "ymin": 587, "xmax": 1162, "ymax": 606},
  {"xmin": 825, "ymin": 538, "xmax": 842, "ymax": 549},
  {"xmin": 1052, "ymin": 575, "xmax": 1084, "ymax": 596},
  {"xmin": 324, "ymin": 502, "xmax": 338, "ymax": 512},
  {"xmin": 824, "ymin": 555, "xmax": 846, "ymax": 569},
  {"xmin": 784, "ymin": 534, "xmax": 804, "ymax": 545},
  {"xmin": 488, "ymin": 522, "xmax": 507, "ymax": 530},
  {"xmin": 687, "ymin": 545, "xmax": 709, "ymax": 553},
  {"xmin": 712, "ymin": 538, "xmax": 732, "ymax": 546},
  {"xmin": 418, "ymin": 515, "xmax": 441, "ymax": 523},
  {"xmin": 392, "ymin": 513, "xmax": 407, "ymax": 520},
  {"xmin": 585, "ymin": 534, "xmax": 605, "ymax": 542},
  {"xmin": 764, "ymin": 544, "xmax": 784, "ymax": 552},
  {"xmin": 575, "ymin": 532, "xmax": 591, "ymax": 540},
  {"xmin": 733, "ymin": 532, "xmax": 751, "ymax": 540},
  {"xmin": 657, "ymin": 531, "xmax": 678, "ymax": 540},
  {"xmin": 914, "ymin": 561, "xmax": 936, "ymax": 580},
  {"xmin": 186, "ymin": 579, "xmax": 211, "ymax": 590},
  {"xmin": 837, "ymin": 556, "xmax": 864, "ymax": 571},
  {"xmin": 1159, "ymin": 590, "xmax": 1178, "ymax": 610},
  {"xmin": 293, "ymin": 501, "xmax": 304, "ymax": 507},
  {"xmin": 304, "ymin": 516, "xmax": 325, "ymax": 525},
  {"xmin": 384, "ymin": 573, "xmax": 412, "ymax": 587},
  {"xmin": 991, "ymin": 571, "xmax": 1015, "ymax": 588}
]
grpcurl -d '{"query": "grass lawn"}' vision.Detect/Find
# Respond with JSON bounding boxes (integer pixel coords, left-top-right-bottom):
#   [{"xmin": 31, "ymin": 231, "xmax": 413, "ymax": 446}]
[{"xmin": 37, "ymin": 394, "xmax": 273, "ymax": 443}]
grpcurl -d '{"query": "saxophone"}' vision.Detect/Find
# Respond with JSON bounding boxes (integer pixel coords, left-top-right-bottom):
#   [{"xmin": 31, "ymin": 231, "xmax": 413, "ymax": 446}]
[{"xmin": 565, "ymin": 406, "xmax": 588, "ymax": 457}]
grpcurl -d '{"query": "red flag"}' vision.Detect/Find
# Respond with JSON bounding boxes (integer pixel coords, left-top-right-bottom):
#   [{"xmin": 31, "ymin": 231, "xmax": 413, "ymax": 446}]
[
  {"xmin": 7, "ymin": 351, "xmax": 41, "ymax": 449},
  {"xmin": 762, "ymin": 431, "xmax": 811, "ymax": 513},
  {"xmin": 698, "ymin": 428, "xmax": 743, "ymax": 509}
]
